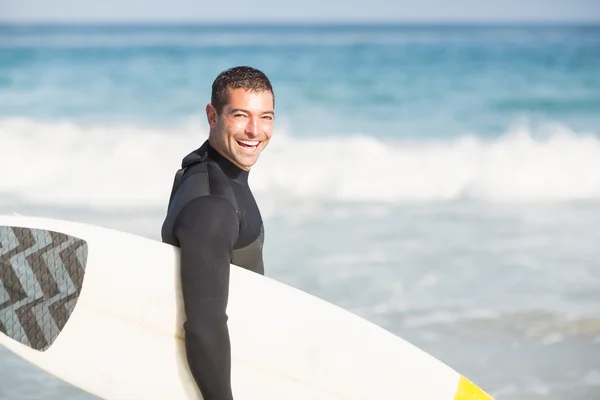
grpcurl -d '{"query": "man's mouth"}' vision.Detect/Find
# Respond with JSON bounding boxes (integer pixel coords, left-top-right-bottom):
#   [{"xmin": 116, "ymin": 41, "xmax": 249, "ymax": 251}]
[{"xmin": 237, "ymin": 140, "xmax": 260, "ymax": 149}]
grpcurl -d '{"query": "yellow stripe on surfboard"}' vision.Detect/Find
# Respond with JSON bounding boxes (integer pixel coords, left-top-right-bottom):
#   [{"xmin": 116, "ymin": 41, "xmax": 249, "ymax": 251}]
[{"xmin": 454, "ymin": 376, "xmax": 493, "ymax": 400}]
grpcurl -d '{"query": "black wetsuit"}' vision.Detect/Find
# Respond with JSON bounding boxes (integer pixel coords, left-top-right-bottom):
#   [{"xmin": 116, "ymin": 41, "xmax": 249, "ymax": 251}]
[{"xmin": 161, "ymin": 140, "xmax": 265, "ymax": 400}]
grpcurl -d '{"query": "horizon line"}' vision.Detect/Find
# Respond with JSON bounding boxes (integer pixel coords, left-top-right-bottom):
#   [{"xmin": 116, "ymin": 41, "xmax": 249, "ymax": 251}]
[{"xmin": 1, "ymin": 18, "xmax": 600, "ymax": 27}]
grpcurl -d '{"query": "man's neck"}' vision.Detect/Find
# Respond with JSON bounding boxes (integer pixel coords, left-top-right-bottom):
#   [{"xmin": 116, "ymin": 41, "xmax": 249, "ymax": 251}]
[{"xmin": 208, "ymin": 136, "xmax": 250, "ymax": 172}]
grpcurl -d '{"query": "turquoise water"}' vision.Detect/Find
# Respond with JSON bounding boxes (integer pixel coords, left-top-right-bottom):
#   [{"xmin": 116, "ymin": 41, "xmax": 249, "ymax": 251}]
[
  {"xmin": 1, "ymin": 23, "xmax": 600, "ymax": 399},
  {"xmin": 2, "ymin": 24, "xmax": 600, "ymax": 137}
]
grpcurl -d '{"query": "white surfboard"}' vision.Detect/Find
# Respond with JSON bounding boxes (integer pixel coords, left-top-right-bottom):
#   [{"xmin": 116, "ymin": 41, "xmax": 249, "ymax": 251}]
[{"xmin": 0, "ymin": 215, "xmax": 493, "ymax": 400}]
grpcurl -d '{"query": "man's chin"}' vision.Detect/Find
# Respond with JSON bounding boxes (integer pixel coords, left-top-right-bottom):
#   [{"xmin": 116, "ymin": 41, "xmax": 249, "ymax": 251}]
[{"xmin": 232, "ymin": 154, "xmax": 259, "ymax": 171}]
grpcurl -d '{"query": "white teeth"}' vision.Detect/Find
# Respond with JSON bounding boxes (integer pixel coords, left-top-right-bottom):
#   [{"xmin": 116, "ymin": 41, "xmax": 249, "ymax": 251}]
[{"xmin": 238, "ymin": 140, "xmax": 259, "ymax": 147}]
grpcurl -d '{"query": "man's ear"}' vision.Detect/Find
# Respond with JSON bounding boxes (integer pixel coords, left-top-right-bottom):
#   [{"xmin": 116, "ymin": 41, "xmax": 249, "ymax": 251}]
[{"xmin": 206, "ymin": 104, "xmax": 218, "ymax": 128}]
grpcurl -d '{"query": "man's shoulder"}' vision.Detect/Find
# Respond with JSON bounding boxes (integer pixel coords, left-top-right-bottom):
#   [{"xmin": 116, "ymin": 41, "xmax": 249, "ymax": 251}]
[
  {"xmin": 167, "ymin": 158, "xmax": 237, "ymax": 220},
  {"xmin": 180, "ymin": 160, "xmax": 234, "ymax": 200},
  {"xmin": 161, "ymin": 162, "xmax": 237, "ymax": 245}
]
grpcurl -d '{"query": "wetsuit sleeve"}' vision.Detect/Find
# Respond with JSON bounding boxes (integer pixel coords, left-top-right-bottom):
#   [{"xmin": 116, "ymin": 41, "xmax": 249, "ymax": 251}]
[{"xmin": 172, "ymin": 195, "xmax": 240, "ymax": 400}]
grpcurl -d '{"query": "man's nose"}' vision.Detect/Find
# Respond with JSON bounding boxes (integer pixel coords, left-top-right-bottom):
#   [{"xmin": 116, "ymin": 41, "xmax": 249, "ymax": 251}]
[{"xmin": 245, "ymin": 118, "xmax": 259, "ymax": 136}]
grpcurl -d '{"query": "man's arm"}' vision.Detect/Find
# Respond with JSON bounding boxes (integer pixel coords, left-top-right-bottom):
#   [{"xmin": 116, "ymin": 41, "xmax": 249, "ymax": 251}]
[{"xmin": 172, "ymin": 195, "xmax": 239, "ymax": 400}]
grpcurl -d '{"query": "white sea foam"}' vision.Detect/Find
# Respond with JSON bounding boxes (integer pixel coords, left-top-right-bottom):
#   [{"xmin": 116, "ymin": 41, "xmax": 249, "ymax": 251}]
[{"xmin": 1, "ymin": 117, "xmax": 600, "ymax": 210}]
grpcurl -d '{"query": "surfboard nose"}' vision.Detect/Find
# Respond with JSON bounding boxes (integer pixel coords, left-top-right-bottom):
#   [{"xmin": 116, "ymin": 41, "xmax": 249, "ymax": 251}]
[{"xmin": 454, "ymin": 376, "xmax": 494, "ymax": 399}]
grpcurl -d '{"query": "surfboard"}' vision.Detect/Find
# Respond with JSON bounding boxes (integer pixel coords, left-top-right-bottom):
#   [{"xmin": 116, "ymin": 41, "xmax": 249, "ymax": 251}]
[{"xmin": 0, "ymin": 215, "xmax": 493, "ymax": 400}]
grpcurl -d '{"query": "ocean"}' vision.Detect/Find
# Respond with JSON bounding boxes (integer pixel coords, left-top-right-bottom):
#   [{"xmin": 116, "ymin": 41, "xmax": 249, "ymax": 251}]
[{"xmin": 1, "ymin": 23, "xmax": 600, "ymax": 399}]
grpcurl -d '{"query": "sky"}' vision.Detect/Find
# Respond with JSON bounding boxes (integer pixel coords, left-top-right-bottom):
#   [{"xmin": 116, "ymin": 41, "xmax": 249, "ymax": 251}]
[{"xmin": 1, "ymin": 0, "xmax": 599, "ymax": 23}]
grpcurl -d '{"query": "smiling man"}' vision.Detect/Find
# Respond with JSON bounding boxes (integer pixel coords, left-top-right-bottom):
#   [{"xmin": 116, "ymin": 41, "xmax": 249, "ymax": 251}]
[{"xmin": 161, "ymin": 66, "xmax": 275, "ymax": 400}]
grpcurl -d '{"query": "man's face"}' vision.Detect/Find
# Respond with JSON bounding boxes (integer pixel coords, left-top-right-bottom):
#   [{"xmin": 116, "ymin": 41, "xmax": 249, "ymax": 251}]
[{"xmin": 206, "ymin": 87, "xmax": 275, "ymax": 171}]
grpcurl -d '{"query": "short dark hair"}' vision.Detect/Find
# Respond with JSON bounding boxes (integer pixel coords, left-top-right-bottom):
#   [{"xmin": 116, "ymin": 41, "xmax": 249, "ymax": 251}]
[{"xmin": 211, "ymin": 66, "xmax": 274, "ymax": 114}]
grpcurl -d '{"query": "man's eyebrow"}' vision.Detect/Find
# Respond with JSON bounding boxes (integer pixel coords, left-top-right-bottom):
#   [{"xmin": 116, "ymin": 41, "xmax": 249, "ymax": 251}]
[{"xmin": 229, "ymin": 108, "xmax": 274, "ymax": 115}]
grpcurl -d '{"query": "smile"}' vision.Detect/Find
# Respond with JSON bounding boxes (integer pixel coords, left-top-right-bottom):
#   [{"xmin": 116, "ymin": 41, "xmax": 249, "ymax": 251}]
[{"xmin": 237, "ymin": 140, "xmax": 259, "ymax": 149}]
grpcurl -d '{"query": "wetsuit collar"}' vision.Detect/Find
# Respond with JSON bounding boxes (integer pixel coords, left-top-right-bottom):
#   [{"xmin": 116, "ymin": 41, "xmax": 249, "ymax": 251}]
[
  {"xmin": 182, "ymin": 140, "xmax": 249, "ymax": 184},
  {"xmin": 207, "ymin": 142, "xmax": 250, "ymax": 184}
]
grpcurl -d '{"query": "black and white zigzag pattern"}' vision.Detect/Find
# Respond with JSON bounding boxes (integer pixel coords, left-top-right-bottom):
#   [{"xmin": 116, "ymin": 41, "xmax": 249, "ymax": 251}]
[{"xmin": 0, "ymin": 226, "xmax": 88, "ymax": 351}]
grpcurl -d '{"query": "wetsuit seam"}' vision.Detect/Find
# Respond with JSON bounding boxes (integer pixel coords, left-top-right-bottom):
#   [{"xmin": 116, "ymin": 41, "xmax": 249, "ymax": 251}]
[
  {"xmin": 230, "ymin": 180, "xmax": 247, "ymax": 237},
  {"xmin": 210, "ymin": 161, "xmax": 243, "ymax": 231},
  {"xmin": 232, "ymin": 224, "xmax": 263, "ymax": 251},
  {"xmin": 206, "ymin": 162, "xmax": 214, "ymax": 195}
]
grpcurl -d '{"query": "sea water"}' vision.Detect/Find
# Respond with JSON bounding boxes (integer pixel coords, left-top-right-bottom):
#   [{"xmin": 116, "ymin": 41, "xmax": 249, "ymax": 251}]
[{"xmin": 1, "ymin": 23, "xmax": 600, "ymax": 399}]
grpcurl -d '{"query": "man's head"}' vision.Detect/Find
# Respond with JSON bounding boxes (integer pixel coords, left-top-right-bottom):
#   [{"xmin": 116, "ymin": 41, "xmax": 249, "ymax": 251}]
[{"xmin": 206, "ymin": 66, "xmax": 275, "ymax": 171}]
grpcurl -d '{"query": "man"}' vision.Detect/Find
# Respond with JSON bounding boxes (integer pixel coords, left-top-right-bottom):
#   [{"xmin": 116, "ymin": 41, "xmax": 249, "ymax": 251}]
[{"xmin": 161, "ymin": 66, "xmax": 275, "ymax": 399}]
